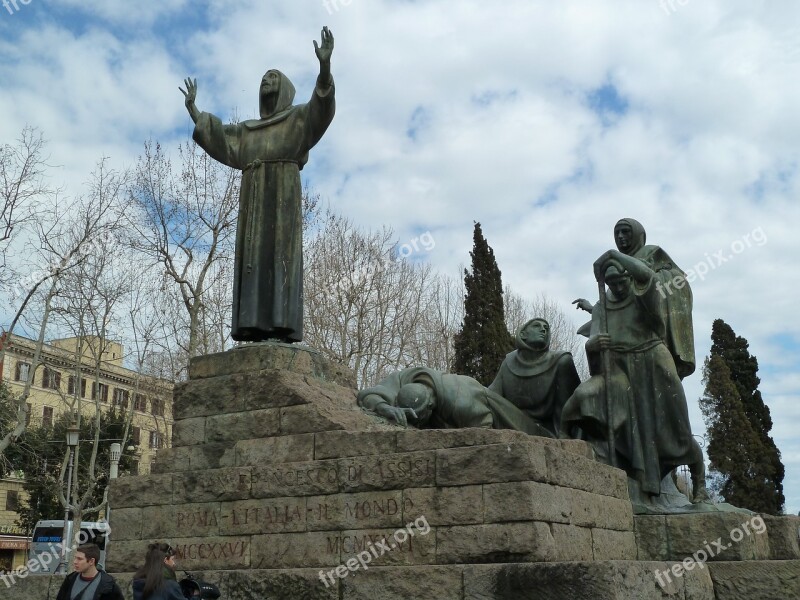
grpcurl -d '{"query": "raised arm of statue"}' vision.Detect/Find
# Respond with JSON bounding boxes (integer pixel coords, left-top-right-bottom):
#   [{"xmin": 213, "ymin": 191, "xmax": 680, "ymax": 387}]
[
  {"xmin": 313, "ymin": 26, "xmax": 334, "ymax": 87},
  {"xmin": 179, "ymin": 77, "xmax": 201, "ymax": 123}
]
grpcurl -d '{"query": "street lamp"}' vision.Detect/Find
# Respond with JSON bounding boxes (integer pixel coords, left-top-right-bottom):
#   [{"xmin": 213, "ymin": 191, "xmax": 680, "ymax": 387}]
[
  {"xmin": 104, "ymin": 441, "xmax": 123, "ymax": 556},
  {"xmin": 109, "ymin": 443, "xmax": 121, "ymax": 480},
  {"xmin": 60, "ymin": 419, "xmax": 80, "ymax": 573}
]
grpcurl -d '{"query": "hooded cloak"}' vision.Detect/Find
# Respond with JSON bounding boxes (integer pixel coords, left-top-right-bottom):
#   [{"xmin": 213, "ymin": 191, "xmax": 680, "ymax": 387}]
[
  {"xmin": 488, "ymin": 318, "xmax": 580, "ymax": 436},
  {"xmin": 192, "ymin": 69, "xmax": 335, "ymax": 341},
  {"xmin": 357, "ymin": 366, "xmax": 555, "ymax": 437},
  {"xmin": 561, "ymin": 265, "xmax": 696, "ymax": 495},
  {"xmin": 614, "ymin": 218, "xmax": 695, "ymax": 378}
]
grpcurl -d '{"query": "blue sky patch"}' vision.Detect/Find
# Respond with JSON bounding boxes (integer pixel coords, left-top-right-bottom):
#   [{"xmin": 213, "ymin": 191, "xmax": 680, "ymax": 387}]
[
  {"xmin": 587, "ymin": 81, "xmax": 629, "ymax": 125},
  {"xmin": 406, "ymin": 105, "xmax": 431, "ymax": 142}
]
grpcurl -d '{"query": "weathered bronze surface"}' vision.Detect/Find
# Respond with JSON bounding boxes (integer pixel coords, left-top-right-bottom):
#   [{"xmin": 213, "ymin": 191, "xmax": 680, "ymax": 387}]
[
  {"xmin": 488, "ymin": 318, "xmax": 580, "ymax": 437},
  {"xmin": 564, "ymin": 236, "xmax": 711, "ymax": 513},
  {"xmin": 358, "ymin": 366, "xmax": 555, "ymax": 437},
  {"xmin": 181, "ymin": 27, "xmax": 336, "ymax": 342}
]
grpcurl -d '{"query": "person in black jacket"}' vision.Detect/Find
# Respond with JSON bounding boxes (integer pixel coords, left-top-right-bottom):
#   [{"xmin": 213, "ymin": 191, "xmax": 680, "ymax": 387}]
[
  {"xmin": 132, "ymin": 542, "xmax": 185, "ymax": 600},
  {"xmin": 55, "ymin": 544, "xmax": 124, "ymax": 600}
]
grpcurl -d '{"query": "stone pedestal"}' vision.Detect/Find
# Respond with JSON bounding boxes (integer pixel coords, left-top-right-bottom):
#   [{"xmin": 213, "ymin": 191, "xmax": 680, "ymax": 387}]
[{"xmin": 92, "ymin": 345, "xmax": 800, "ymax": 599}]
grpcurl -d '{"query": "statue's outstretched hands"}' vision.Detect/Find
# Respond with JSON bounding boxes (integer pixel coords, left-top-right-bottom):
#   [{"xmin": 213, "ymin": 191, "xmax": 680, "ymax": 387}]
[
  {"xmin": 314, "ymin": 26, "xmax": 334, "ymax": 63},
  {"xmin": 179, "ymin": 78, "xmax": 197, "ymax": 108}
]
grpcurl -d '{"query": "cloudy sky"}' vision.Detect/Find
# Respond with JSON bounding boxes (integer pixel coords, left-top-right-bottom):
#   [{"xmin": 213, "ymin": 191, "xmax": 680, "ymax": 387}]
[{"xmin": 1, "ymin": 1, "xmax": 798, "ymax": 512}]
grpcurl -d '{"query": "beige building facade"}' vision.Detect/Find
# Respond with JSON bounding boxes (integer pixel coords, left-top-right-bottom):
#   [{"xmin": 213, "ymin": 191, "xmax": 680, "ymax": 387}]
[
  {"xmin": 0, "ymin": 333, "xmax": 173, "ymax": 555},
  {"xmin": 0, "ymin": 476, "xmax": 28, "ymax": 570}
]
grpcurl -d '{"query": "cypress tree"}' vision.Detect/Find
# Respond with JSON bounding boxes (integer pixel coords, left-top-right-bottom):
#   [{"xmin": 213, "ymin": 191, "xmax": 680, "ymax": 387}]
[
  {"xmin": 700, "ymin": 355, "xmax": 779, "ymax": 513},
  {"xmin": 452, "ymin": 222, "xmax": 513, "ymax": 386},
  {"xmin": 709, "ymin": 319, "xmax": 784, "ymax": 513}
]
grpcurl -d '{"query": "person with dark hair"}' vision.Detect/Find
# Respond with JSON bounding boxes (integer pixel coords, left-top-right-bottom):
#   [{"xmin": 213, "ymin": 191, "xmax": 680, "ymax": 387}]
[
  {"xmin": 132, "ymin": 543, "xmax": 184, "ymax": 600},
  {"xmin": 55, "ymin": 544, "xmax": 124, "ymax": 600}
]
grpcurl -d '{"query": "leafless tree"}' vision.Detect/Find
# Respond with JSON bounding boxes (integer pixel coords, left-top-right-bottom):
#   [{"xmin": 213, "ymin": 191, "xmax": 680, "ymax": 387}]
[
  {"xmin": 127, "ymin": 140, "xmax": 239, "ymax": 358},
  {"xmin": 0, "ymin": 159, "xmax": 124, "ymax": 455},
  {"xmin": 0, "ymin": 126, "xmax": 54, "ymax": 283},
  {"xmin": 40, "ymin": 162, "xmax": 132, "ymax": 558},
  {"xmin": 304, "ymin": 213, "xmax": 437, "ymax": 387},
  {"xmin": 408, "ymin": 272, "xmax": 463, "ymax": 372}
]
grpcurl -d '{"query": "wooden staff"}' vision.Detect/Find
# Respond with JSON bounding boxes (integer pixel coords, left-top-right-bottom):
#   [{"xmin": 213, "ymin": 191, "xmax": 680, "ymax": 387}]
[{"xmin": 597, "ymin": 277, "xmax": 617, "ymax": 468}]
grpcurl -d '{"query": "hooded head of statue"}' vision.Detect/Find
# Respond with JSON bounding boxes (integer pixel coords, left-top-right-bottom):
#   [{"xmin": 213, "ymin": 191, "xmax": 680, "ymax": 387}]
[
  {"xmin": 259, "ymin": 69, "xmax": 296, "ymax": 119},
  {"xmin": 516, "ymin": 318, "xmax": 551, "ymax": 352},
  {"xmin": 614, "ymin": 218, "xmax": 646, "ymax": 257},
  {"xmin": 604, "ymin": 263, "xmax": 632, "ymax": 300}
]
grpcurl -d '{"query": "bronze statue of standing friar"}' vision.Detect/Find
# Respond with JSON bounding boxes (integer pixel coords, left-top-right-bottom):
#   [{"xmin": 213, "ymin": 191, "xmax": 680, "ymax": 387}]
[
  {"xmin": 563, "ymin": 219, "xmax": 758, "ymax": 514},
  {"xmin": 180, "ymin": 27, "xmax": 336, "ymax": 343}
]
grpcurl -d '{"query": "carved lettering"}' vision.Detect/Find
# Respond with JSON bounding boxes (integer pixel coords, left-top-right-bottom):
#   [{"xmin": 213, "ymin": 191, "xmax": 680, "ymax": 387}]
[
  {"xmin": 262, "ymin": 504, "xmax": 303, "ymax": 525},
  {"xmin": 175, "ymin": 540, "xmax": 248, "ymax": 562},
  {"xmin": 308, "ymin": 503, "xmax": 330, "ymax": 522},
  {"xmin": 344, "ymin": 498, "xmax": 399, "ymax": 520},
  {"xmin": 376, "ymin": 458, "xmax": 434, "ymax": 481},
  {"xmin": 347, "ymin": 465, "xmax": 362, "ymax": 482},
  {"xmin": 175, "ymin": 509, "xmax": 218, "ymax": 529},
  {"xmin": 335, "ymin": 533, "xmax": 415, "ymax": 556},
  {"xmin": 267, "ymin": 465, "xmax": 338, "ymax": 488}
]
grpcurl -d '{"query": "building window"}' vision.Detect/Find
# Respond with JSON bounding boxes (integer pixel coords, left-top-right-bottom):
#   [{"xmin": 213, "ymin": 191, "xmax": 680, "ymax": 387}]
[
  {"xmin": 131, "ymin": 426, "xmax": 141, "ymax": 446},
  {"xmin": 149, "ymin": 431, "xmax": 162, "ymax": 449},
  {"xmin": 42, "ymin": 367, "xmax": 61, "ymax": 390},
  {"xmin": 112, "ymin": 388, "xmax": 129, "ymax": 409},
  {"xmin": 14, "ymin": 361, "xmax": 30, "ymax": 382},
  {"xmin": 68, "ymin": 376, "xmax": 87, "ymax": 398},
  {"xmin": 42, "ymin": 406, "xmax": 54, "ymax": 428},
  {"xmin": 92, "ymin": 382, "xmax": 109, "ymax": 403},
  {"xmin": 5, "ymin": 490, "xmax": 19, "ymax": 511},
  {"xmin": 151, "ymin": 399, "xmax": 164, "ymax": 417},
  {"xmin": 134, "ymin": 394, "xmax": 147, "ymax": 412}
]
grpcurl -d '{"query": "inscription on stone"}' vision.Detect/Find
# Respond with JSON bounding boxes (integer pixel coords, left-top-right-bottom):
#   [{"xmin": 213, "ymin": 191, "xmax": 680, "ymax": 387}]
[
  {"xmin": 174, "ymin": 540, "xmax": 248, "ymax": 560},
  {"xmin": 177, "ymin": 509, "xmax": 219, "ymax": 529},
  {"xmin": 326, "ymin": 532, "xmax": 418, "ymax": 555},
  {"xmin": 269, "ymin": 465, "xmax": 339, "ymax": 487},
  {"xmin": 221, "ymin": 504, "xmax": 325, "ymax": 526},
  {"xmin": 345, "ymin": 457, "xmax": 435, "ymax": 484},
  {"xmin": 173, "ymin": 495, "xmax": 416, "ymax": 537},
  {"xmin": 343, "ymin": 498, "xmax": 400, "ymax": 520}
]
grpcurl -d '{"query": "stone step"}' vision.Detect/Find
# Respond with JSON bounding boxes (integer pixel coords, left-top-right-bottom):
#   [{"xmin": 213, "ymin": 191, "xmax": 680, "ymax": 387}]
[
  {"xmin": 635, "ymin": 513, "xmax": 800, "ymax": 562},
  {"xmin": 108, "ymin": 476, "xmax": 634, "ymax": 567},
  {"xmin": 107, "ymin": 517, "xmax": 638, "ymax": 574},
  {"xmin": 172, "ymin": 368, "xmax": 379, "ymax": 429},
  {"xmin": 8, "ymin": 561, "xmax": 800, "ymax": 600},
  {"xmin": 187, "ymin": 342, "xmax": 357, "ymax": 386}
]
